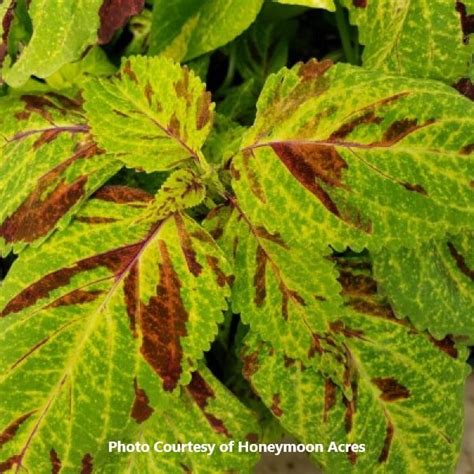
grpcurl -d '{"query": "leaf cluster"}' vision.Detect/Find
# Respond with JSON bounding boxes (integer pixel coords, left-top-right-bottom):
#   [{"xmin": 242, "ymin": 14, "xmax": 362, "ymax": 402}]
[{"xmin": 0, "ymin": 1, "xmax": 473, "ymax": 473}]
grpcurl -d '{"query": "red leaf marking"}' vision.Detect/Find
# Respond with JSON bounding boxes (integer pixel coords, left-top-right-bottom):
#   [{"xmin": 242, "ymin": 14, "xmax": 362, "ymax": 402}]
[
  {"xmin": 372, "ymin": 377, "xmax": 410, "ymax": 401},
  {"xmin": 92, "ymin": 185, "xmax": 153, "ymax": 204},
  {"xmin": 1, "ymin": 243, "xmax": 143, "ymax": 317},
  {"xmin": 242, "ymin": 351, "xmax": 259, "ymax": 379},
  {"xmin": 429, "ymin": 335, "xmax": 458, "ymax": 359},
  {"xmin": 0, "ymin": 143, "xmax": 102, "ymax": 245},
  {"xmin": 271, "ymin": 142, "xmax": 347, "ymax": 216},
  {"xmin": 131, "ymin": 378, "xmax": 154, "ymax": 423},
  {"xmin": 298, "ymin": 59, "xmax": 333, "ymax": 81},
  {"xmin": 0, "ymin": 413, "xmax": 35, "ymax": 448},
  {"xmin": 448, "ymin": 241, "xmax": 474, "ymax": 280},
  {"xmin": 323, "ymin": 379, "xmax": 337, "ymax": 422},
  {"xmin": 187, "ymin": 372, "xmax": 231, "ymax": 437},
  {"xmin": 174, "ymin": 213, "xmax": 202, "ymax": 277},
  {"xmin": 454, "ymin": 78, "xmax": 474, "ymax": 101},
  {"xmin": 330, "ymin": 111, "xmax": 383, "ymax": 141},
  {"xmin": 270, "ymin": 394, "xmax": 283, "ymax": 417},
  {"xmin": 139, "ymin": 240, "xmax": 188, "ymax": 391},
  {"xmin": 81, "ymin": 453, "xmax": 93, "ymax": 474},
  {"xmin": 456, "ymin": 2, "xmax": 474, "ymax": 44},
  {"xmin": 98, "ymin": 0, "xmax": 145, "ymax": 44},
  {"xmin": 0, "ymin": 1, "xmax": 16, "ymax": 66},
  {"xmin": 196, "ymin": 90, "xmax": 212, "ymax": 130},
  {"xmin": 378, "ymin": 421, "xmax": 394, "ymax": 463},
  {"xmin": 254, "ymin": 246, "xmax": 267, "ymax": 307},
  {"xmin": 50, "ymin": 449, "xmax": 61, "ymax": 474},
  {"xmin": 0, "ymin": 454, "xmax": 21, "ymax": 472},
  {"xmin": 206, "ymin": 255, "xmax": 231, "ymax": 288},
  {"xmin": 47, "ymin": 289, "xmax": 104, "ymax": 308}
]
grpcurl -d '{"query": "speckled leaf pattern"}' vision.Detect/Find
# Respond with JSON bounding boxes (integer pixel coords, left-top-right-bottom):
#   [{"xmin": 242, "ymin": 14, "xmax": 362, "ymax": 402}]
[
  {"xmin": 204, "ymin": 205, "xmax": 350, "ymax": 390},
  {"xmin": 232, "ymin": 60, "xmax": 474, "ymax": 252},
  {"xmin": 99, "ymin": 365, "xmax": 260, "ymax": 473},
  {"xmin": 149, "ymin": 0, "xmax": 264, "ymax": 61},
  {"xmin": 0, "ymin": 92, "xmax": 120, "ymax": 256},
  {"xmin": 342, "ymin": 0, "xmax": 474, "ymax": 83},
  {"xmin": 2, "ymin": 0, "xmax": 104, "ymax": 87},
  {"xmin": 241, "ymin": 258, "xmax": 469, "ymax": 473},
  {"xmin": 83, "ymin": 56, "xmax": 214, "ymax": 173},
  {"xmin": 0, "ymin": 185, "xmax": 231, "ymax": 472},
  {"xmin": 373, "ymin": 234, "xmax": 474, "ymax": 343}
]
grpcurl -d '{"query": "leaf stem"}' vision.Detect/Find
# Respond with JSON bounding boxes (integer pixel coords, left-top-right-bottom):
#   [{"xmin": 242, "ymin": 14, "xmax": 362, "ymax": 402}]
[{"xmin": 335, "ymin": 0, "xmax": 356, "ymax": 65}]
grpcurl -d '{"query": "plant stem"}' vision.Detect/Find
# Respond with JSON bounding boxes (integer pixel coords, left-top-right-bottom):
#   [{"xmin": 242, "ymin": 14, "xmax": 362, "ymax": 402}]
[{"xmin": 334, "ymin": 0, "xmax": 356, "ymax": 65}]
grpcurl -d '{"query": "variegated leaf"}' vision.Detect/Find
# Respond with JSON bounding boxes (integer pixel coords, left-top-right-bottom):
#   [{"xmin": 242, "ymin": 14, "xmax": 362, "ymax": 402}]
[
  {"xmin": 1, "ymin": 0, "xmax": 144, "ymax": 87},
  {"xmin": 373, "ymin": 234, "xmax": 474, "ymax": 343},
  {"xmin": 99, "ymin": 366, "xmax": 260, "ymax": 473},
  {"xmin": 204, "ymin": 204, "xmax": 350, "ymax": 390},
  {"xmin": 0, "ymin": 183, "xmax": 231, "ymax": 472},
  {"xmin": 342, "ymin": 0, "xmax": 474, "ymax": 84},
  {"xmin": 83, "ymin": 56, "xmax": 214, "ymax": 173},
  {"xmin": 231, "ymin": 60, "xmax": 474, "ymax": 252},
  {"xmin": 241, "ymin": 258, "xmax": 469, "ymax": 473},
  {"xmin": 0, "ymin": 92, "xmax": 120, "ymax": 256}
]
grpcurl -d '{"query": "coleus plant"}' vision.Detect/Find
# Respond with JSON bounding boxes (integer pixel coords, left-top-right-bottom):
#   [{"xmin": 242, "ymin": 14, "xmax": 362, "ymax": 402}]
[{"xmin": 0, "ymin": 1, "xmax": 473, "ymax": 473}]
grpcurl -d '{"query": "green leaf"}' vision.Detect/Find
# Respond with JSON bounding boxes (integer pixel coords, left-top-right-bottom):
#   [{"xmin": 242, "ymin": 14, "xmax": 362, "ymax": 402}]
[
  {"xmin": 203, "ymin": 114, "xmax": 247, "ymax": 166},
  {"xmin": 1, "ymin": 0, "xmax": 144, "ymax": 87},
  {"xmin": 204, "ymin": 204, "xmax": 350, "ymax": 390},
  {"xmin": 45, "ymin": 47, "xmax": 116, "ymax": 90},
  {"xmin": 373, "ymin": 234, "xmax": 474, "ymax": 343},
  {"xmin": 342, "ymin": 0, "xmax": 474, "ymax": 83},
  {"xmin": 83, "ymin": 56, "xmax": 214, "ymax": 173},
  {"xmin": 100, "ymin": 366, "xmax": 260, "ymax": 473},
  {"xmin": 273, "ymin": 0, "xmax": 335, "ymax": 11},
  {"xmin": 149, "ymin": 0, "xmax": 264, "ymax": 61},
  {"xmin": 231, "ymin": 60, "xmax": 474, "ymax": 252},
  {"xmin": 2, "ymin": 0, "xmax": 103, "ymax": 87},
  {"xmin": 0, "ymin": 92, "xmax": 120, "ymax": 255},
  {"xmin": 241, "ymin": 259, "xmax": 469, "ymax": 473},
  {"xmin": 0, "ymin": 183, "xmax": 231, "ymax": 471}
]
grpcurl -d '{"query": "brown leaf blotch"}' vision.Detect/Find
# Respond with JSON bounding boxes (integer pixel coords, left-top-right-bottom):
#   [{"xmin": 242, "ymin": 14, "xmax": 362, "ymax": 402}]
[
  {"xmin": 81, "ymin": 453, "xmax": 93, "ymax": 474},
  {"xmin": 47, "ymin": 289, "xmax": 103, "ymax": 308},
  {"xmin": 1, "ymin": 242, "xmax": 143, "ymax": 317},
  {"xmin": 139, "ymin": 240, "xmax": 188, "ymax": 391},
  {"xmin": 271, "ymin": 394, "xmax": 283, "ymax": 417},
  {"xmin": 242, "ymin": 351, "xmax": 259, "ymax": 379},
  {"xmin": 378, "ymin": 421, "xmax": 394, "ymax": 463},
  {"xmin": 92, "ymin": 185, "xmax": 153, "ymax": 204},
  {"xmin": 401, "ymin": 182, "xmax": 427, "ymax": 195},
  {"xmin": 187, "ymin": 372, "xmax": 230, "ymax": 437},
  {"xmin": 298, "ymin": 59, "xmax": 333, "ymax": 81},
  {"xmin": 448, "ymin": 241, "xmax": 474, "ymax": 280},
  {"xmin": 196, "ymin": 90, "xmax": 212, "ymax": 130},
  {"xmin": 323, "ymin": 379, "xmax": 337, "ymax": 422},
  {"xmin": 429, "ymin": 334, "xmax": 459, "ymax": 359},
  {"xmin": 456, "ymin": 2, "xmax": 474, "ymax": 44},
  {"xmin": 0, "ymin": 412, "xmax": 34, "ymax": 448},
  {"xmin": 98, "ymin": 0, "xmax": 145, "ymax": 44},
  {"xmin": 131, "ymin": 378, "xmax": 154, "ymax": 423},
  {"xmin": 353, "ymin": 0, "xmax": 367, "ymax": 7},
  {"xmin": 271, "ymin": 142, "xmax": 347, "ymax": 216},
  {"xmin": 50, "ymin": 448, "xmax": 61, "ymax": 474},
  {"xmin": 254, "ymin": 246, "xmax": 267, "ymax": 307},
  {"xmin": 454, "ymin": 78, "xmax": 474, "ymax": 101},
  {"xmin": 372, "ymin": 377, "xmax": 410, "ymax": 401},
  {"xmin": 123, "ymin": 60, "xmax": 139, "ymax": 83},
  {"xmin": 330, "ymin": 111, "xmax": 382, "ymax": 141}
]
